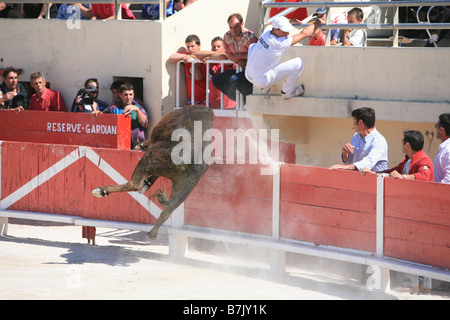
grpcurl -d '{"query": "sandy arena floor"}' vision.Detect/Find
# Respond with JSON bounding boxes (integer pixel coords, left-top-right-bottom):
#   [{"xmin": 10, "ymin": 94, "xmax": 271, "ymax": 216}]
[{"xmin": 1, "ymin": 219, "xmax": 449, "ymax": 301}]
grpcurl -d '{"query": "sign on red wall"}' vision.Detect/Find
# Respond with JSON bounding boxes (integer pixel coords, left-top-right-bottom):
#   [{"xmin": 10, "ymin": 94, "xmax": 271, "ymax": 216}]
[{"xmin": 0, "ymin": 110, "xmax": 131, "ymax": 149}]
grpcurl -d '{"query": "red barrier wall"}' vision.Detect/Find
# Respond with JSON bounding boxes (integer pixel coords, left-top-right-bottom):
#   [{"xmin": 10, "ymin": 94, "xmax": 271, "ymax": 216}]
[
  {"xmin": 1, "ymin": 140, "xmax": 449, "ymax": 270},
  {"xmin": 0, "ymin": 110, "xmax": 131, "ymax": 149},
  {"xmin": 384, "ymin": 178, "xmax": 450, "ymax": 269},
  {"xmin": 280, "ymin": 164, "xmax": 377, "ymax": 252},
  {"xmin": 0, "ymin": 141, "xmax": 163, "ymax": 225},
  {"xmin": 184, "ymin": 163, "xmax": 274, "ymax": 236}
]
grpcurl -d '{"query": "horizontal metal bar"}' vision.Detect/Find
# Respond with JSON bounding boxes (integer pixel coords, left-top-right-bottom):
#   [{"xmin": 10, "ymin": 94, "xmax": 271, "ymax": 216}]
[
  {"xmin": 263, "ymin": 1, "xmax": 450, "ymax": 9},
  {"xmin": 5, "ymin": 0, "xmax": 161, "ymax": 4},
  {"xmin": 293, "ymin": 22, "xmax": 450, "ymax": 30}
]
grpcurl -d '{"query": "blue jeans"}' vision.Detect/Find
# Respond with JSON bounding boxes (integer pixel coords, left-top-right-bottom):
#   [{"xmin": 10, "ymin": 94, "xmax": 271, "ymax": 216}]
[{"xmin": 212, "ymin": 69, "xmax": 253, "ymax": 101}]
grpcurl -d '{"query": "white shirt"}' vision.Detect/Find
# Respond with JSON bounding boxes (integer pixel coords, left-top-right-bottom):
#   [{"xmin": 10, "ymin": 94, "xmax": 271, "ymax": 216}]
[
  {"xmin": 344, "ymin": 128, "xmax": 388, "ymax": 172},
  {"xmin": 349, "ymin": 30, "xmax": 366, "ymax": 47},
  {"xmin": 434, "ymin": 138, "xmax": 450, "ymax": 184},
  {"xmin": 245, "ymin": 25, "xmax": 292, "ymax": 81}
]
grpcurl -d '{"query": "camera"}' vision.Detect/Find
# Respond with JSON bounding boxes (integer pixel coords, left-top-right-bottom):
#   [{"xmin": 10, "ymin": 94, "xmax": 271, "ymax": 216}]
[{"xmin": 77, "ymin": 85, "xmax": 98, "ymax": 111}]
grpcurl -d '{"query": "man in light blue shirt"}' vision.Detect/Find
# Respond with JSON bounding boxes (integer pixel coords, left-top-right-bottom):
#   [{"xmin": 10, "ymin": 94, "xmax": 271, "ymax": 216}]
[{"xmin": 330, "ymin": 107, "xmax": 388, "ymax": 172}]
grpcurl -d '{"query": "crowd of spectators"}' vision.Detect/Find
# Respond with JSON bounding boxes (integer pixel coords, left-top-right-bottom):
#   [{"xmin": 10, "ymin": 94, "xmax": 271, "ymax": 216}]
[
  {"xmin": 0, "ymin": 1, "xmax": 197, "ymax": 20},
  {"xmin": 0, "ymin": 66, "xmax": 149, "ymax": 149}
]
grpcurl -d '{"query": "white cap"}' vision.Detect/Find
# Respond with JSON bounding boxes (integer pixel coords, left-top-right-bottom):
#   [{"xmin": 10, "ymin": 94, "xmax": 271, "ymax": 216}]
[{"xmin": 272, "ymin": 16, "xmax": 295, "ymax": 33}]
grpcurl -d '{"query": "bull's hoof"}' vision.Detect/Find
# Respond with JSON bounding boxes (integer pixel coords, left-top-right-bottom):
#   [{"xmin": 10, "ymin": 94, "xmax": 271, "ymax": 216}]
[
  {"xmin": 138, "ymin": 178, "xmax": 152, "ymax": 194},
  {"xmin": 92, "ymin": 188, "xmax": 108, "ymax": 198}
]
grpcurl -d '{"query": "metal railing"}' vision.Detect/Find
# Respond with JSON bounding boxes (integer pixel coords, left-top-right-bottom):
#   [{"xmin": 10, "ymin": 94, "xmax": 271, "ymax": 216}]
[
  {"xmin": 176, "ymin": 59, "xmax": 245, "ymax": 110},
  {"xmin": 261, "ymin": 0, "xmax": 450, "ymax": 47},
  {"xmin": 7, "ymin": 0, "xmax": 170, "ymax": 20}
]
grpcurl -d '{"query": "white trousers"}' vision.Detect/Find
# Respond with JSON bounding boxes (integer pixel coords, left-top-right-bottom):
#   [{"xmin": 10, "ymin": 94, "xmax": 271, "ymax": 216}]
[{"xmin": 249, "ymin": 57, "xmax": 304, "ymax": 94}]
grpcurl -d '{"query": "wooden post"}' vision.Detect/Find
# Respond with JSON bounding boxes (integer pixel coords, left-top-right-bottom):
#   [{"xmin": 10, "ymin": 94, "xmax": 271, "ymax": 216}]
[{"xmin": 169, "ymin": 203, "xmax": 187, "ymax": 258}]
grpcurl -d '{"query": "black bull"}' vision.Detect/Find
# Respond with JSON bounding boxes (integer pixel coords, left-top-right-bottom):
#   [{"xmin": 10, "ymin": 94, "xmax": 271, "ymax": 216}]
[{"xmin": 92, "ymin": 105, "xmax": 214, "ymax": 240}]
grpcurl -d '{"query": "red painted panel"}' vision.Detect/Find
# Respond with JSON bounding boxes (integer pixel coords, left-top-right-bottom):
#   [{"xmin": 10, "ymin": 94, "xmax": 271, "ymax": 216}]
[
  {"xmin": 281, "ymin": 163, "xmax": 377, "ymax": 193},
  {"xmin": 0, "ymin": 142, "xmax": 160, "ymax": 224},
  {"xmin": 0, "ymin": 110, "xmax": 131, "ymax": 149},
  {"xmin": 184, "ymin": 162, "xmax": 273, "ymax": 235},
  {"xmin": 384, "ymin": 178, "xmax": 450, "ymax": 269},
  {"xmin": 279, "ymin": 164, "xmax": 377, "ymax": 252},
  {"xmin": 280, "ymin": 201, "xmax": 376, "ymax": 252}
]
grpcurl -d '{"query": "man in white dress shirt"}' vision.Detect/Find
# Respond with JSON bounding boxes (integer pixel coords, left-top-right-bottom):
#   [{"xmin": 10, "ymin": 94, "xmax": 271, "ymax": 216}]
[
  {"xmin": 434, "ymin": 113, "xmax": 450, "ymax": 184},
  {"xmin": 245, "ymin": 16, "xmax": 323, "ymax": 100},
  {"xmin": 330, "ymin": 107, "xmax": 388, "ymax": 172}
]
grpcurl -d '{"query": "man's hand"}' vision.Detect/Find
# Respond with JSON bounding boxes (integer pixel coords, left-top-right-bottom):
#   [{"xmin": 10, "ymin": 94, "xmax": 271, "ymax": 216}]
[
  {"xmin": 341, "ymin": 143, "xmax": 354, "ymax": 162},
  {"xmin": 389, "ymin": 170, "xmax": 403, "ymax": 179},
  {"xmin": 14, "ymin": 106, "xmax": 24, "ymax": 113}
]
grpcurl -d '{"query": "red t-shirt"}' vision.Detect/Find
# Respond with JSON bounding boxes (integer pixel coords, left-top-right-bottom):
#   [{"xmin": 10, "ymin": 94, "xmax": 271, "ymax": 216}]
[
  {"xmin": 29, "ymin": 88, "xmax": 66, "ymax": 112},
  {"xmin": 181, "ymin": 52, "xmax": 207, "ymax": 104},
  {"xmin": 309, "ymin": 33, "xmax": 326, "ymax": 46},
  {"xmin": 91, "ymin": 4, "xmax": 135, "ymax": 19}
]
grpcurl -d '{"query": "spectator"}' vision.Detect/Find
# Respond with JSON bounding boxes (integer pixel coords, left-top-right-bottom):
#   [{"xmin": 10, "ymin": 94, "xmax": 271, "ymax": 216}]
[
  {"xmin": 211, "ymin": 13, "xmax": 258, "ymax": 102},
  {"xmin": 208, "ymin": 37, "xmax": 235, "ymax": 109},
  {"xmin": 20, "ymin": 3, "xmax": 58, "ymax": 19},
  {"xmin": 308, "ymin": 7, "xmax": 326, "ymax": 46},
  {"xmin": 0, "ymin": 66, "xmax": 28, "ymax": 112},
  {"xmin": 71, "ymin": 78, "xmax": 108, "ymax": 113},
  {"xmin": 29, "ymin": 72, "xmax": 67, "ymax": 112},
  {"xmin": 329, "ymin": 107, "xmax": 388, "ymax": 172},
  {"xmin": 309, "ymin": 24, "xmax": 326, "ymax": 46},
  {"xmin": 245, "ymin": 16, "xmax": 322, "ymax": 100},
  {"xmin": 91, "ymin": 3, "xmax": 135, "ymax": 20},
  {"xmin": 142, "ymin": 1, "xmax": 173, "ymax": 20},
  {"xmin": 433, "ymin": 113, "xmax": 450, "ymax": 183},
  {"xmin": 103, "ymin": 83, "xmax": 149, "ymax": 149},
  {"xmin": 169, "ymin": 34, "xmax": 208, "ymax": 105},
  {"xmin": 0, "ymin": 3, "xmax": 20, "ymax": 18},
  {"xmin": 425, "ymin": 6, "xmax": 450, "ymax": 47},
  {"xmin": 110, "ymin": 80, "xmax": 126, "ymax": 106},
  {"xmin": 173, "ymin": 0, "xmax": 196, "ymax": 11},
  {"xmin": 341, "ymin": 7, "xmax": 366, "ymax": 47},
  {"xmin": 57, "ymin": 3, "xmax": 92, "ymax": 20},
  {"xmin": 363, "ymin": 130, "xmax": 434, "ymax": 181},
  {"xmin": 307, "ymin": 7, "xmax": 341, "ymax": 46}
]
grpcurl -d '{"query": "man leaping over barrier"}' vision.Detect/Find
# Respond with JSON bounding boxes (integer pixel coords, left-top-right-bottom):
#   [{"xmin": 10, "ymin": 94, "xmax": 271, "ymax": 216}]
[{"xmin": 245, "ymin": 16, "xmax": 324, "ymax": 100}]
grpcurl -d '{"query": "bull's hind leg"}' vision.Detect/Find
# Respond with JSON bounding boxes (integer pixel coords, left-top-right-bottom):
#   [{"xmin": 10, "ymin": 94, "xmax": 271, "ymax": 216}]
[
  {"xmin": 92, "ymin": 179, "xmax": 147, "ymax": 198},
  {"xmin": 92, "ymin": 142, "xmax": 170, "ymax": 198}
]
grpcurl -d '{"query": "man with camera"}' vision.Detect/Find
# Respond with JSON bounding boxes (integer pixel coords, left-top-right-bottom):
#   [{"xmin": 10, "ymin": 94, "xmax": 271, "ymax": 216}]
[
  {"xmin": 101, "ymin": 83, "xmax": 149, "ymax": 149},
  {"xmin": 71, "ymin": 78, "xmax": 108, "ymax": 113}
]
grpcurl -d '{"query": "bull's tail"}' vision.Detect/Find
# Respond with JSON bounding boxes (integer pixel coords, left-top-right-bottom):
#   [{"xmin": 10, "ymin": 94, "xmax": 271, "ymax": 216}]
[
  {"xmin": 147, "ymin": 164, "xmax": 209, "ymax": 240},
  {"xmin": 154, "ymin": 164, "xmax": 208, "ymax": 209},
  {"xmin": 152, "ymin": 189, "xmax": 171, "ymax": 207}
]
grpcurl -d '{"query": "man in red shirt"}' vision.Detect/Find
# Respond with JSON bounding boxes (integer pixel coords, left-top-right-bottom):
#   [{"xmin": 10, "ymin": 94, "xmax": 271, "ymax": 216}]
[
  {"xmin": 29, "ymin": 72, "xmax": 66, "ymax": 112},
  {"xmin": 363, "ymin": 130, "xmax": 434, "ymax": 181},
  {"xmin": 169, "ymin": 34, "xmax": 207, "ymax": 105}
]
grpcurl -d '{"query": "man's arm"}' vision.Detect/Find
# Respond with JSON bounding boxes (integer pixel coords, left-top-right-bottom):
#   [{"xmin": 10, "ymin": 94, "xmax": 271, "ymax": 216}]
[
  {"xmin": 291, "ymin": 19, "xmax": 324, "ymax": 46},
  {"xmin": 168, "ymin": 48, "xmax": 188, "ymax": 63},
  {"xmin": 329, "ymin": 163, "xmax": 357, "ymax": 171}
]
